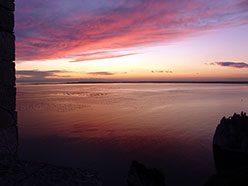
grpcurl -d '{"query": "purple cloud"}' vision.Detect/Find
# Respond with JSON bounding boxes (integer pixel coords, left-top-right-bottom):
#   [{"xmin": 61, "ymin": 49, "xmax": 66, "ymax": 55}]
[
  {"xmin": 86, "ymin": 72, "xmax": 115, "ymax": 76},
  {"xmin": 209, "ymin": 62, "xmax": 248, "ymax": 68},
  {"xmin": 16, "ymin": 70, "xmax": 71, "ymax": 80}
]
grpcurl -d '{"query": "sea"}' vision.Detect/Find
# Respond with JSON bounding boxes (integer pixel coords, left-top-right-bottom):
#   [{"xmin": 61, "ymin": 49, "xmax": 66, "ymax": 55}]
[{"xmin": 16, "ymin": 83, "xmax": 248, "ymax": 186}]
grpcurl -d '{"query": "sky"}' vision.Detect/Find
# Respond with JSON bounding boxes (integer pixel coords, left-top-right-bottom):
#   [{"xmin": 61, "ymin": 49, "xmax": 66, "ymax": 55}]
[{"xmin": 15, "ymin": 0, "xmax": 248, "ymax": 82}]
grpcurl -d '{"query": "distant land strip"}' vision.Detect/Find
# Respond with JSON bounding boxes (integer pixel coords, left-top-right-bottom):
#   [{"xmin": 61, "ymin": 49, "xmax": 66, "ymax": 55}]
[
  {"xmin": 16, "ymin": 81, "xmax": 248, "ymax": 85},
  {"xmin": 68, "ymin": 81, "xmax": 248, "ymax": 84}
]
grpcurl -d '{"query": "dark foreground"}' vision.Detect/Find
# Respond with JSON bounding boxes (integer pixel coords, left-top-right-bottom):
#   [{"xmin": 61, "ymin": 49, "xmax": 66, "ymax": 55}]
[
  {"xmin": 0, "ymin": 156, "xmax": 102, "ymax": 186},
  {"xmin": 127, "ymin": 112, "xmax": 248, "ymax": 186},
  {"xmin": 1, "ymin": 112, "xmax": 248, "ymax": 186}
]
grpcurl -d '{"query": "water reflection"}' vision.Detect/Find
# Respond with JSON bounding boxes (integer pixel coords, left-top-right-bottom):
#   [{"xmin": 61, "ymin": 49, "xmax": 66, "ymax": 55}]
[{"xmin": 17, "ymin": 83, "xmax": 248, "ymax": 186}]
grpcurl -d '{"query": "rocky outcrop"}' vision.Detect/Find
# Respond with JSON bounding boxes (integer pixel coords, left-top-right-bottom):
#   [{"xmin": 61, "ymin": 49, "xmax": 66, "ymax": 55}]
[
  {"xmin": 213, "ymin": 112, "xmax": 248, "ymax": 173},
  {"xmin": 213, "ymin": 112, "xmax": 248, "ymax": 153},
  {"xmin": 127, "ymin": 161, "xmax": 165, "ymax": 186},
  {"xmin": 205, "ymin": 112, "xmax": 248, "ymax": 186}
]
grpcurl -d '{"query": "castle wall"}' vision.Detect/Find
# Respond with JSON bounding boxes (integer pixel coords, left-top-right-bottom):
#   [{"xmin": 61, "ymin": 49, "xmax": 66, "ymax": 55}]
[{"xmin": 0, "ymin": 0, "xmax": 17, "ymax": 157}]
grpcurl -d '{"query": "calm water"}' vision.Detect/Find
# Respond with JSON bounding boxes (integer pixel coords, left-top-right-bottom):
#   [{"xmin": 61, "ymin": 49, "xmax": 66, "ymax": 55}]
[{"xmin": 17, "ymin": 83, "xmax": 248, "ymax": 186}]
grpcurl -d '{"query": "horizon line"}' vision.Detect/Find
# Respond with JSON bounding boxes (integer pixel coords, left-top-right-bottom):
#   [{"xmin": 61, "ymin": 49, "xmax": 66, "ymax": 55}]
[{"xmin": 16, "ymin": 81, "xmax": 248, "ymax": 85}]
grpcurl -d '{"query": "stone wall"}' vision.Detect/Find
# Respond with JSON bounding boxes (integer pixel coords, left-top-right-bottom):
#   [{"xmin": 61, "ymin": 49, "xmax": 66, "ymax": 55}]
[{"xmin": 0, "ymin": 0, "xmax": 17, "ymax": 157}]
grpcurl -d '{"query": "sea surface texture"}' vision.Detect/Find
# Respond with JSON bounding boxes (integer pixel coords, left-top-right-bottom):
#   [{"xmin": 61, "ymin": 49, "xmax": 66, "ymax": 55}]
[{"xmin": 17, "ymin": 83, "xmax": 248, "ymax": 186}]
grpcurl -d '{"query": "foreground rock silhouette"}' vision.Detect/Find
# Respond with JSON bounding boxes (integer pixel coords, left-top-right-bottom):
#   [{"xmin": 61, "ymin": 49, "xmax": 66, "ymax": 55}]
[
  {"xmin": 205, "ymin": 112, "xmax": 248, "ymax": 186},
  {"xmin": 213, "ymin": 111, "xmax": 248, "ymax": 154},
  {"xmin": 0, "ymin": 156, "xmax": 102, "ymax": 186},
  {"xmin": 127, "ymin": 160, "xmax": 166, "ymax": 186}
]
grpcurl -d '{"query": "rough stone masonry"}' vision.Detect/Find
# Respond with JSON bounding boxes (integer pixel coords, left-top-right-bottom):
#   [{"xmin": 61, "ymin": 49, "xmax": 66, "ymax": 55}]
[{"xmin": 0, "ymin": 0, "xmax": 18, "ymax": 157}]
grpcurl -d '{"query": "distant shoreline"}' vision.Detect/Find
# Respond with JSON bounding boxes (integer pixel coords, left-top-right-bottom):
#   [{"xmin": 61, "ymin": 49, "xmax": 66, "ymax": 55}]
[{"xmin": 16, "ymin": 81, "xmax": 248, "ymax": 85}]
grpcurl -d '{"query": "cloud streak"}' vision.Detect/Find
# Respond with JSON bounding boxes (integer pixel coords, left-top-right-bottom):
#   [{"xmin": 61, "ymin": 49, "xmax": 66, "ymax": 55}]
[
  {"xmin": 16, "ymin": 70, "xmax": 71, "ymax": 80},
  {"xmin": 15, "ymin": 0, "xmax": 248, "ymax": 62},
  {"xmin": 70, "ymin": 52, "xmax": 138, "ymax": 62},
  {"xmin": 151, "ymin": 70, "xmax": 173, "ymax": 73},
  {"xmin": 86, "ymin": 72, "xmax": 115, "ymax": 76},
  {"xmin": 208, "ymin": 62, "xmax": 248, "ymax": 68}
]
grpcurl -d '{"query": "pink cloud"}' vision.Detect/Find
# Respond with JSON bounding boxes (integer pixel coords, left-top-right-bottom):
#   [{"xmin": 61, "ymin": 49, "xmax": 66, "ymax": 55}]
[
  {"xmin": 70, "ymin": 53, "xmax": 138, "ymax": 62},
  {"xmin": 15, "ymin": 0, "xmax": 248, "ymax": 62}
]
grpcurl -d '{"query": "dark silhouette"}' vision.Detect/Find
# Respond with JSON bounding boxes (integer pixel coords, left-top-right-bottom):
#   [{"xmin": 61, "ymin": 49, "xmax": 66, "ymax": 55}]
[
  {"xmin": 127, "ymin": 160, "xmax": 165, "ymax": 186},
  {"xmin": 205, "ymin": 112, "xmax": 248, "ymax": 186},
  {"xmin": 0, "ymin": 0, "xmax": 18, "ymax": 158}
]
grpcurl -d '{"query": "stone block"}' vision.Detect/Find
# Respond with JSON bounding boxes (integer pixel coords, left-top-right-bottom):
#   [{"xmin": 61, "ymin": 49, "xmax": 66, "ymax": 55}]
[
  {"xmin": 0, "ymin": 108, "xmax": 17, "ymax": 130},
  {"xmin": 0, "ymin": 126, "xmax": 18, "ymax": 157},
  {"xmin": 0, "ymin": 61, "xmax": 15, "ymax": 87},
  {"xmin": 0, "ymin": 86, "xmax": 16, "ymax": 111},
  {"xmin": 0, "ymin": 32, "xmax": 15, "ymax": 61},
  {"xmin": 0, "ymin": 0, "xmax": 14, "ymax": 11},
  {"xmin": 0, "ymin": 7, "xmax": 14, "ymax": 32}
]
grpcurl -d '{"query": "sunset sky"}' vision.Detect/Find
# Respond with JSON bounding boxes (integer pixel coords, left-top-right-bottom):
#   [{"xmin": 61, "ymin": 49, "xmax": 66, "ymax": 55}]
[{"xmin": 15, "ymin": 0, "xmax": 248, "ymax": 82}]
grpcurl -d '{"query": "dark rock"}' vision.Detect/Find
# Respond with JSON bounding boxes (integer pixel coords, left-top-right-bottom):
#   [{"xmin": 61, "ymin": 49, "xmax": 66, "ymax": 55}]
[
  {"xmin": 0, "ymin": 0, "xmax": 14, "ymax": 11},
  {"xmin": 0, "ymin": 61, "xmax": 15, "ymax": 87},
  {"xmin": 0, "ymin": 126, "xmax": 18, "ymax": 157},
  {"xmin": 0, "ymin": 6, "xmax": 14, "ymax": 32},
  {"xmin": 204, "ymin": 172, "xmax": 248, "ymax": 186},
  {"xmin": 127, "ymin": 160, "xmax": 165, "ymax": 186},
  {"xmin": 205, "ymin": 112, "xmax": 248, "ymax": 186},
  {"xmin": 0, "ymin": 31, "xmax": 15, "ymax": 61},
  {"xmin": 0, "ymin": 0, "xmax": 16, "ymax": 159},
  {"xmin": 0, "ymin": 157, "xmax": 102, "ymax": 186},
  {"xmin": 0, "ymin": 108, "xmax": 17, "ymax": 129},
  {"xmin": 0, "ymin": 86, "xmax": 16, "ymax": 111},
  {"xmin": 213, "ymin": 112, "xmax": 248, "ymax": 153}
]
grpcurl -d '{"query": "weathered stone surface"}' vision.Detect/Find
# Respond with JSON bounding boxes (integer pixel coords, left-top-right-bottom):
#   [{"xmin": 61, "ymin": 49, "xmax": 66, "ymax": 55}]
[
  {"xmin": 0, "ymin": 86, "xmax": 16, "ymax": 111},
  {"xmin": 127, "ymin": 161, "xmax": 166, "ymax": 186},
  {"xmin": 0, "ymin": 158, "xmax": 102, "ymax": 186},
  {"xmin": 0, "ymin": 0, "xmax": 14, "ymax": 11},
  {"xmin": 0, "ymin": 61, "xmax": 15, "ymax": 86},
  {"xmin": 0, "ymin": 7, "xmax": 14, "ymax": 32},
  {"xmin": 0, "ymin": 126, "xmax": 18, "ymax": 157},
  {"xmin": 0, "ymin": 107, "xmax": 16, "ymax": 130},
  {"xmin": 0, "ymin": 0, "xmax": 15, "ymax": 158},
  {"xmin": 0, "ymin": 32, "xmax": 15, "ymax": 61}
]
